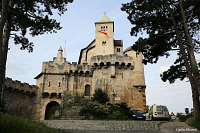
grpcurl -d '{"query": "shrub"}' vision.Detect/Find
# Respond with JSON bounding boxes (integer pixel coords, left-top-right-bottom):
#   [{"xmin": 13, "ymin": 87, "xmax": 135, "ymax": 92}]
[
  {"xmin": 187, "ymin": 117, "xmax": 200, "ymax": 130},
  {"xmin": 92, "ymin": 88, "xmax": 109, "ymax": 104},
  {"xmin": 80, "ymin": 102, "xmax": 133, "ymax": 120},
  {"xmin": 177, "ymin": 113, "xmax": 187, "ymax": 122},
  {"xmin": 115, "ymin": 103, "xmax": 133, "ymax": 118},
  {"xmin": 50, "ymin": 114, "xmax": 60, "ymax": 120}
]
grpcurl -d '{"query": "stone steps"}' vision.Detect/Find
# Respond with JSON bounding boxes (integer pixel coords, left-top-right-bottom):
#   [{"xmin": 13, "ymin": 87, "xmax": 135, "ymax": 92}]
[{"xmin": 60, "ymin": 106, "xmax": 84, "ymax": 120}]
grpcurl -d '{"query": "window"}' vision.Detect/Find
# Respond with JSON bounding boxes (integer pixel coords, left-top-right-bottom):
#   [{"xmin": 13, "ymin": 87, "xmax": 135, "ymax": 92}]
[
  {"xmin": 100, "ymin": 26, "xmax": 107, "ymax": 31},
  {"xmin": 48, "ymin": 81, "xmax": 51, "ymax": 87},
  {"xmin": 58, "ymin": 82, "xmax": 61, "ymax": 87},
  {"xmin": 84, "ymin": 84, "xmax": 90, "ymax": 96},
  {"xmin": 105, "ymin": 26, "xmax": 108, "ymax": 31},
  {"xmin": 101, "ymin": 26, "xmax": 103, "ymax": 31},
  {"xmin": 102, "ymin": 41, "xmax": 106, "ymax": 45},
  {"xmin": 117, "ymin": 48, "xmax": 120, "ymax": 52}
]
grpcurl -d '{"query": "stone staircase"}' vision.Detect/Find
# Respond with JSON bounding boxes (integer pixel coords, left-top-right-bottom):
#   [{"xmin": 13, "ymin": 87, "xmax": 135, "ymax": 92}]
[{"xmin": 60, "ymin": 106, "xmax": 84, "ymax": 120}]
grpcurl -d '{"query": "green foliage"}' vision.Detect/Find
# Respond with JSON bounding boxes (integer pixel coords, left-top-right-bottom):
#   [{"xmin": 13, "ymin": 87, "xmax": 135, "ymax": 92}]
[
  {"xmin": 121, "ymin": 0, "xmax": 200, "ymax": 83},
  {"xmin": 80, "ymin": 102, "xmax": 133, "ymax": 120},
  {"xmin": 0, "ymin": 114, "xmax": 63, "ymax": 133},
  {"xmin": 187, "ymin": 117, "xmax": 200, "ymax": 130},
  {"xmin": 50, "ymin": 114, "xmax": 60, "ymax": 120},
  {"xmin": 92, "ymin": 88, "xmax": 109, "ymax": 104},
  {"xmin": 0, "ymin": 0, "xmax": 73, "ymax": 52},
  {"xmin": 60, "ymin": 92, "xmax": 89, "ymax": 116},
  {"xmin": 62, "ymin": 92, "xmax": 85, "ymax": 107},
  {"xmin": 177, "ymin": 113, "xmax": 187, "ymax": 122}
]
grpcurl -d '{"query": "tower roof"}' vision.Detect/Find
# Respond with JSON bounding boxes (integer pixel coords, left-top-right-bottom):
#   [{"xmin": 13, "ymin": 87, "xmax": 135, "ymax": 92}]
[
  {"xmin": 96, "ymin": 12, "xmax": 113, "ymax": 23},
  {"xmin": 58, "ymin": 46, "xmax": 63, "ymax": 52}
]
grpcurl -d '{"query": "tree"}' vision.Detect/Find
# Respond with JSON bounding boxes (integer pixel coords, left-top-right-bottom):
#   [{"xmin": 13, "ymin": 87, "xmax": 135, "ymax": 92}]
[
  {"xmin": 0, "ymin": 0, "xmax": 73, "ymax": 100},
  {"xmin": 92, "ymin": 88, "xmax": 109, "ymax": 104},
  {"xmin": 121, "ymin": 0, "xmax": 200, "ymax": 119}
]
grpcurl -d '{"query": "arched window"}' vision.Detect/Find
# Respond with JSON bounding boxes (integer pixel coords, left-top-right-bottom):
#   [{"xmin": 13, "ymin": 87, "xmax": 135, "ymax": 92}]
[
  {"xmin": 102, "ymin": 41, "xmax": 106, "ymax": 45},
  {"xmin": 117, "ymin": 48, "xmax": 120, "ymax": 52},
  {"xmin": 105, "ymin": 26, "xmax": 108, "ymax": 31},
  {"xmin": 85, "ymin": 84, "xmax": 90, "ymax": 96}
]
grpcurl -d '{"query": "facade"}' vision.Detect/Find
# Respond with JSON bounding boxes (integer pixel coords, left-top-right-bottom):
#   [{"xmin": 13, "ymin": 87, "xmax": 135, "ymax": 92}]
[{"xmin": 34, "ymin": 13, "xmax": 146, "ymax": 120}]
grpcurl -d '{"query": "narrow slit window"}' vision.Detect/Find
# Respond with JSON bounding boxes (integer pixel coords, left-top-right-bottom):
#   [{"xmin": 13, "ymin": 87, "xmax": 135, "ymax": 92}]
[
  {"xmin": 58, "ymin": 82, "xmax": 61, "ymax": 87},
  {"xmin": 48, "ymin": 81, "xmax": 51, "ymax": 87}
]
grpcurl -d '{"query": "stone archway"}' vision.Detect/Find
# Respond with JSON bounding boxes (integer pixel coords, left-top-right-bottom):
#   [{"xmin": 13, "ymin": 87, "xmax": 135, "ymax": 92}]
[{"xmin": 45, "ymin": 101, "xmax": 60, "ymax": 120}]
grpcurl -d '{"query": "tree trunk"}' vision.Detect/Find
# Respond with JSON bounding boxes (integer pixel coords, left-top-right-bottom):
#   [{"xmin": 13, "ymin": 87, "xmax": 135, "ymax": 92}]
[
  {"xmin": 164, "ymin": 0, "xmax": 200, "ymax": 119},
  {"xmin": 179, "ymin": 0, "xmax": 200, "ymax": 96},
  {"xmin": 1, "ymin": 19, "xmax": 11, "ymax": 101},
  {"xmin": 191, "ymin": 86, "xmax": 200, "ymax": 118},
  {"xmin": 0, "ymin": 0, "xmax": 8, "ymax": 100}
]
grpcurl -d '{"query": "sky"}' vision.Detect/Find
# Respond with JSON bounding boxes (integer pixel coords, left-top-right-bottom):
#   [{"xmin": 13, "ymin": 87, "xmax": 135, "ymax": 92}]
[{"xmin": 5, "ymin": 0, "xmax": 200, "ymax": 114}]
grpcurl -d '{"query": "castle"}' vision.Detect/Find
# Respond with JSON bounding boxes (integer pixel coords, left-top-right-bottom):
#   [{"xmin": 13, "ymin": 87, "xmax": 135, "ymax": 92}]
[{"xmin": 4, "ymin": 13, "xmax": 146, "ymax": 120}]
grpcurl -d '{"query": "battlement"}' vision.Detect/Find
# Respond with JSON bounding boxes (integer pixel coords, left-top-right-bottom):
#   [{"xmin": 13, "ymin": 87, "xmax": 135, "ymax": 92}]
[
  {"xmin": 4, "ymin": 77, "xmax": 38, "ymax": 95},
  {"xmin": 90, "ymin": 54, "xmax": 134, "ymax": 69}
]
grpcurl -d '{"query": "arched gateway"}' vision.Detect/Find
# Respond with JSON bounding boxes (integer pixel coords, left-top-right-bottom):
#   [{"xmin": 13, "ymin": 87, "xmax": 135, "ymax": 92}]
[{"xmin": 45, "ymin": 101, "xmax": 60, "ymax": 120}]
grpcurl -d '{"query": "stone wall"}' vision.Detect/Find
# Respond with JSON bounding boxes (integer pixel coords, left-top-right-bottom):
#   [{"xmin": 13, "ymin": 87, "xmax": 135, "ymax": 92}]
[{"xmin": 3, "ymin": 78, "xmax": 38, "ymax": 119}]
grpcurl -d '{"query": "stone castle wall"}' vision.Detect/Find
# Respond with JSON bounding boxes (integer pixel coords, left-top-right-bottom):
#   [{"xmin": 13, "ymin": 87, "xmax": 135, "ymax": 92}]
[
  {"xmin": 3, "ymin": 78, "xmax": 38, "ymax": 119},
  {"xmin": 2, "ymin": 13, "xmax": 147, "ymax": 120}
]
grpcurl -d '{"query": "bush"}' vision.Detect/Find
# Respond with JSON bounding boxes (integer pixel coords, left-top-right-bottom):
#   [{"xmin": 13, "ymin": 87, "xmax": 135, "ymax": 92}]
[
  {"xmin": 92, "ymin": 88, "xmax": 109, "ymax": 104},
  {"xmin": 50, "ymin": 114, "xmax": 60, "ymax": 120},
  {"xmin": 80, "ymin": 102, "xmax": 133, "ymax": 120},
  {"xmin": 177, "ymin": 113, "xmax": 187, "ymax": 122},
  {"xmin": 187, "ymin": 117, "xmax": 200, "ymax": 130}
]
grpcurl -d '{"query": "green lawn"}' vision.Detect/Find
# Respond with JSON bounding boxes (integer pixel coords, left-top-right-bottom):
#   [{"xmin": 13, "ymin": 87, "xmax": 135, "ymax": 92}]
[{"xmin": 0, "ymin": 113, "xmax": 63, "ymax": 133}]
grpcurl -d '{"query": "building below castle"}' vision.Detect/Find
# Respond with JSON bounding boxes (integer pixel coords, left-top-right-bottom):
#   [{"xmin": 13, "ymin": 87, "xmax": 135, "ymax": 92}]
[{"xmin": 34, "ymin": 13, "xmax": 146, "ymax": 119}]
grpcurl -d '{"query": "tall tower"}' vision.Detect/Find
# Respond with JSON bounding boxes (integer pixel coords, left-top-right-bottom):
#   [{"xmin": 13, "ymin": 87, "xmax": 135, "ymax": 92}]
[{"xmin": 95, "ymin": 13, "xmax": 114, "ymax": 55}]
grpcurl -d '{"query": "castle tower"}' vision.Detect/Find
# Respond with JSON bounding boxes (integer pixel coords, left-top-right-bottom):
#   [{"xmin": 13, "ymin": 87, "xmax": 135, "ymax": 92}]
[
  {"xmin": 56, "ymin": 47, "xmax": 65, "ymax": 64},
  {"xmin": 124, "ymin": 47, "xmax": 145, "ymax": 87},
  {"xmin": 95, "ymin": 13, "xmax": 115, "ymax": 55}
]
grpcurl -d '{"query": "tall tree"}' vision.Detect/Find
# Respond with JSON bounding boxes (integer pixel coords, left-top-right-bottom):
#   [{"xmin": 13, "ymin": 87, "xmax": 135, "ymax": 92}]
[
  {"xmin": 121, "ymin": 0, "xmax": 200, "ymax": 119},
  {"xmin": 0, "ymin": 0, "xmax": 73, "ymax": 100}
]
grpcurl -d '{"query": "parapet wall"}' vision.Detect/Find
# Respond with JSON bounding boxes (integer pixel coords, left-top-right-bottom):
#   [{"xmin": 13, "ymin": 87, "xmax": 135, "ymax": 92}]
[
  {"xmin": 4, "ymin": 77, "xmax": 38, "ymax": 95},
  {"xmin": 91, "ymin": 54, "xmax": 133, "ymax": 66},
  {"xmin": 3, "ymin": 78, "xmax": 38, "ymax": 119}
]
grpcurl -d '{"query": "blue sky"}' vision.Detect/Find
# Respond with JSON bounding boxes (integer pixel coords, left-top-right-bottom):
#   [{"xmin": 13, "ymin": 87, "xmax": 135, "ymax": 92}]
[{"xmin": 6, "ymin": 0, "xmax": 199, "ymax": 114}]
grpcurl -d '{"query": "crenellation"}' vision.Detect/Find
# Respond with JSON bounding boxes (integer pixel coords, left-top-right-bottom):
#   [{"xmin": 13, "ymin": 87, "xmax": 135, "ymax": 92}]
[
  {"xmin": 3, "ymin": 13, "xmax": 147, "ymax": 120},
  {"xmin": 4, "ymin": 78, "xmax": 38, "ymax": 95}
]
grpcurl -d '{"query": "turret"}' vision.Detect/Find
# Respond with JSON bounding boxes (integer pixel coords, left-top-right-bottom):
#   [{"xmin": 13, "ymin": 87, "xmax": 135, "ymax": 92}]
[
  {"xmin": 124, "ymin": 47, "xmax": 145, "ymax": 87},
  {"xmin": 56, "ymin": 47, "xmax": 64, "ymax": 63}
]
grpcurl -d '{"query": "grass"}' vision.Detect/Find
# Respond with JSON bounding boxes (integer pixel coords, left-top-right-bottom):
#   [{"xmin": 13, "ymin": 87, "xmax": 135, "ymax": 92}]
[
  {"xmin": 0, "ymin": 113, "xmax": 63, "ymax": 133},
  {"xmin": 186, "ymin": 117, "xmax": 200, "ymax": 130}
]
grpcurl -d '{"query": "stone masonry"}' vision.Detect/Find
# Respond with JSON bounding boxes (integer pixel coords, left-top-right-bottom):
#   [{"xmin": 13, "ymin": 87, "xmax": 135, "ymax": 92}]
[
  {"xmin": 34, "ymin": 13, "xmax": 146, "ymax": 120},
  {"xmin": 3, "ymin": 13, "xmax": 146, "ymax": 120}
]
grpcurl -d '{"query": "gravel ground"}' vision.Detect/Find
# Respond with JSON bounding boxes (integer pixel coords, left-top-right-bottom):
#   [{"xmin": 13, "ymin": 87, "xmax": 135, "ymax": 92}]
[{"xmin": 41, "ymin": 120, "xmax": 161, "ymax": 130}]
